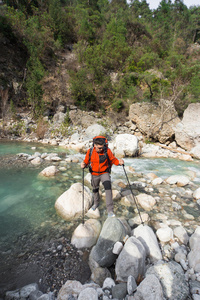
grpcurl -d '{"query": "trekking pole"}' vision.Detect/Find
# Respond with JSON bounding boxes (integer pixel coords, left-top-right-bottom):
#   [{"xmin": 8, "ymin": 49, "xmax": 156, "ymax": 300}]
[
  {"xmin": 122, "ymin": 164, "xmax": 144, "ymax": 225},
  {"xmin": 82, "ymin": 167, "xmax": 85, "ymax": 225}
]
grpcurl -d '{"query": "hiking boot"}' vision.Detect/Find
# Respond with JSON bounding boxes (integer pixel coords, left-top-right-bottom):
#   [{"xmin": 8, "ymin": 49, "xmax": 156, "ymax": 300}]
[
  {"xmin": 108, "ymin": 212, "xmax": 115, "ymax": 217},
  {"xmin": 91, "ymin": 204, "xmax": 99, "ymax": 211}
]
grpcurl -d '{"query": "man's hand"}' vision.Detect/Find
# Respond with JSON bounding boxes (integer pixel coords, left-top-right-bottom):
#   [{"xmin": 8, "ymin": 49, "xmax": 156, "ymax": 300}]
[
  {"xmin": 118, "ymin": 159, "xmax": 124, "ymax": 166},
  {"xmin": 81, "ymin": 161, "xmax": 87, "ymax": 169}
]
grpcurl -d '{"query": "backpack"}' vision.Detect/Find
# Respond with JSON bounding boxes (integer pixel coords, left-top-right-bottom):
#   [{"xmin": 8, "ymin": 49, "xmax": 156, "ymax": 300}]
[{"xmin": 89, "ymin": 136, "xmax": 111, "ymax": 173}]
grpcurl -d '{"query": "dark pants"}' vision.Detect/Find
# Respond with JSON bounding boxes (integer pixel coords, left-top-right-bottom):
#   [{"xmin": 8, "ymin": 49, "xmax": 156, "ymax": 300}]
[{"xmin": 91, "ymin": 173, "xmax": 113, "ymax": 213}]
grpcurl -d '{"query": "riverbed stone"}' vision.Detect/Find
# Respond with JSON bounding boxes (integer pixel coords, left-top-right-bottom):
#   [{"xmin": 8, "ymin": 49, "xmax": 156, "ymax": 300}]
[
  {"xmin": 156, "ymin": 226, "xmax": 173, "ymax": 242},
  {"xmin": 57, "ymin": 280, "xmax": 83, "ymax": 300},
  {"xmin": 127, "ymin": 275, "xmax": 137, "ymax": 295},
  {"xmin": 113, "ymin": 134, "xmax": 138, "ymax": 158},
  {"xmin": 133, "ymin": 274, "xmax": 164, "ymax": 300},
  {"xmin": 71, "ymin": 219, "xmax": 101, "ymax": 249},
  {"xmin": 115, "ymin": 236, "xmax": 146, "ymax": 282},
  {"xmin": 89, "ymin": 217, "xmax": 129, "ymax": 267},
  {"xmin": 190, "ymin": 144, "xmax": 200, "ymax": 160},
  {"xmin": 129, "ymin": 102, "xmax": 180, "ymax": 144},
  {"xmin": 188, "ymin": 227, "xmax": 200, "ymax": 272},
  {"xmin": 175, "ymin": 103, "xmax": 200, "ymax": 151},
  {"xmin": 136, "ymin": 193, "xmax": 156, "ymax": 211},
  {"xmin": 55, "ymin": 183, "xmax": 93, "ymax": 220},
  {"xmin": 84, "ymin": 124, "xmax": 107, "ymax": 139},
  {"xmin": 146, "ymin": 261, "xmax": 189, "ymax": 300},
  {"xmin": 166, "ymin": 175, "xmax": 190, "ymax": 186},
  {"xmin": 133, "ymin": 224, "xmax": 162, "ymax": 262},
  {"xmin": 111, "ymin": 282, "xmax": 127, "ymax": 300},
  {"xmin": 78, "ymin": 287, "xmax": 98, "ymax": 300},
  {"xmin": 39, "ymin": 165, "xmax": 59, "ymax": 177},
  {"xmin": 173, "ymin": 226, "xmax": 189, "ymax": 245},
  {"xmin": 91, "ymin": 266, "xmax": 111, "ymax": 287},
  {"xmin": 193, "ymin": 188, "xmax": 200, "ymax": 200}
]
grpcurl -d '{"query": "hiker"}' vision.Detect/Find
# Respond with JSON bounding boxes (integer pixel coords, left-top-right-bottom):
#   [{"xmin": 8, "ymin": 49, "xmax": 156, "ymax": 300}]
[{"xmin": 81, "ymin": 136, "xmax": 124, "ymax": 217}]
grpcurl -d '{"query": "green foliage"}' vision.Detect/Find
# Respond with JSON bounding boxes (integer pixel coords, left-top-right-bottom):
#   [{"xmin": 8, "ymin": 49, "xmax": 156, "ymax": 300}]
[
  {"xmin": 2, "ymin": 0, "xmax": 200, "ymax": 119},
  {"xmin": 69, "ymin": 68, "xmax": 97, "ymax": 110},
  {"xmin": 26, "ymin": 57, "xmax": 45, "ymax": 117},
  {"xmin": 111, "ymin": 99, "xmax": 124, "ymax": 112}
]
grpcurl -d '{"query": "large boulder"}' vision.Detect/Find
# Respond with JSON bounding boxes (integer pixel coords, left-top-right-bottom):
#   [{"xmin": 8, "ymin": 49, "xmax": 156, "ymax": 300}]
[
  {"xmin": 133, "ymin": 274, "xmax": 164, "ymax": 300},
  {"xmin": 115, "ymin": 236, "xmax": 146, "ymax": 282},
  {"xmin": 133, "ymin": 225, "xmax": 162, "ymax": 263},
  {"xmin": 188, "ymin": 226, "xmax": 200, "ymax": 272},
  {"xmin": 55, "ymin": 183, "xmax": 92, "ymax": 220},
  {"xmin": 39, "ymin": 166, "xmax": 59, "ymax": 177},
  {"xmin": 129, "ymin": 102, "xmax": 180, "ymax": 143},
  {"xmin": 84, "ymin": 124, "xmax": 107, "ymax": 140},
  {"xmin": 89, "ymin": 217, "xmax": 130, "ymax": 268},
  {"xmin": 113, "ymin": 134, "xmax": 139, "ymax": 158},
  {"xmin": 69, "ymin": 109, "xmax": 97, "ymax": 127},
  {"xmin": 146, "ymin": 261, "xmax": 189, "ymax": 300},
  {"xmin": 71, "ymin": 219, "xmax": 101, "ymax": 249},
  {"xmin": 175, "ymin": 103, "xmax": 200, "ymax": 151}
]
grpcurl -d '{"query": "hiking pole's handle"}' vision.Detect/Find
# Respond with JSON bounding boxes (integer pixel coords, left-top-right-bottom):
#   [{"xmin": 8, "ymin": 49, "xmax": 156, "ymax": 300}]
[
  {"xmin": 122, "ymin": 164, "xmax": 144, "ymax": 225},
  {"xmin": 82, "ymin": 167, "xmax": 85, "ymax": 225}
]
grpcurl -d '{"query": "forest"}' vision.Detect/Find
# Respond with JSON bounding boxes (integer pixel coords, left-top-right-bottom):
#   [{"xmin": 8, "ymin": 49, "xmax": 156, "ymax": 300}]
[{"xmin": 0, "ymin": 0, "xmax": 200, "ymax": 119}]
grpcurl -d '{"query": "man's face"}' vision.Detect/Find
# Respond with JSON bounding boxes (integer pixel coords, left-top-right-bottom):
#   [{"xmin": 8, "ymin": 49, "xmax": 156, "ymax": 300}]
[{"xmin": 94, "ymin": 144, "xmax": 104, "ymax": 153}]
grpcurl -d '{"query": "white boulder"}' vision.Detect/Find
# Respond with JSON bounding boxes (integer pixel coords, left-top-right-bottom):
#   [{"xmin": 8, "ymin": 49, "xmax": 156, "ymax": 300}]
[
  {"xmin": 39, "ymin": 166, "xmax": 59, "ymax": 177},
  {"xmin": 136, "ymin": 193, "xmax": 156, "ymax": 211},
  {"xmin": 71, "ymin": 219, "xmax": 101, "ymax": 249},
  {"xmin": 113, "ymin": 134, "xmax": 138, "ymax": 158},
  {"xmin": 193, "ymin": 188, "xmax": 200, "ymax": 200},
  {"xmin": 156, "ymin": 226, "xmax": 173, "ymax": 243},
  {"xmin": 55, "ymin": 183, "xmax": 92, "ymax": 220},
  {"xmin": 133, "ymin": 225, "xmax": 162, "ymax": 262}
]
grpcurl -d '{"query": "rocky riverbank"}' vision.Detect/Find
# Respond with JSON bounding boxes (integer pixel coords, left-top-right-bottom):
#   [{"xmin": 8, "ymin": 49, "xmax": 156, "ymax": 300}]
[
  {"xmin": 1, "ymin": 103, "xmax": 200, "ymax": 300},
  {"xmin": 2, "ymin": 141, "xmax": 200, "ymax": 300}
]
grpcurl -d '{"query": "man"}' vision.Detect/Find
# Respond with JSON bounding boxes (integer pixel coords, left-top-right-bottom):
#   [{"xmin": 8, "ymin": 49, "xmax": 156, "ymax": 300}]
[{"xmin": 81, "ymin": 136, "xmax": 124, "ymax": 217}]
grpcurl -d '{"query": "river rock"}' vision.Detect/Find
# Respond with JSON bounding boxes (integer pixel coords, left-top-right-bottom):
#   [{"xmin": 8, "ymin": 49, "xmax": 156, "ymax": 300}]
[
  {"xmin": 156, "ymin": 226, "xmax": 173, "ymax": 242},
  {"xmin": 146, "ymin": 261, "xmax": 189, "ymax": 299},
  {"xmin": 78, "ymin": 287, "xmax": 98, "ymax": 300},
  {"xmin": 89, "ymin": 217, "xmax": 130, "ymax": 267},
  {"xmin": 173, "ymin": 226, "xmax": 189, "ymax": 245},
  {"xmin": 6, "ymin": 284, "xmax": 39, "ymax": 300},
  {"xmin": 136, "ymin": 193, "xmax": 156, "ymax": 211},
  {"xmin": 71, "ymin": 219, "xmax": 101, "ymax": 248},
  {"xmin": 133, "ymin": 274, "xmax": 164, "ymax": 300},
  {"xmin": 127, "ymin": 275, "xmax": 137, "ymax": 295},
  {"xmin": 113, "ymin": 134, "xmax": 138, "ymax": 157},
  {"xmin": 84, "ymin": 124, "xmax": 107, "ymax": 139},
  {"xmin": 102, "ymin": 277, "xmax": 115, "ymax": 289},
  {"xmin": 190, "ymin": 144, "xmax": 200, "ymax": 160},
  {"xmin": 175, "ymin": 103, "xmax": 200, "ymax": 151},
  {"xmin": 55, "ymin": 183, "xmax": 92, "ymax": 220},
  {"xmin": 115, "ymin": 236, "xmax": 146, "ymax": 282},
  {"xmin": 57, "ymin": 280, "xmax": 83, "ymax": 300},
  {"xmin": 133, "ymin": 224, "xmax": 162, "ymax": 262},
  {"xmin": 129, "ymin": 102, "xmax": 180, "ymax": 143},
  {"xmin": 111, "ymin": 282, "xmax": 127, "ymax": 300},
  {"xmin": 31, "ymin": 157, "xmax": 43, "ymax": 165},
  {"xmin": 152, "ymin": 177, "xmax": 163, "ymax": 185},
  {"xmin": 193, "ymin": 188, "xmax": 200, "ymax": 200},
  {"xmin": 165, "ymin": 175, "xmax": 190, "ymax": 186},
  {"xmin": 128, "ymin": 213, "xmax": 150, "ymax": 226},
  {"xmin": 188, "ymin": 227, "xmax": 200, "ymax": 272},
  {"xmin": 90, "ymin": 266, "xmax": 111, "ymax": 287},
  {"xmin": 39, "ymin": 166, "xmax": 59, "ymax": 177}
]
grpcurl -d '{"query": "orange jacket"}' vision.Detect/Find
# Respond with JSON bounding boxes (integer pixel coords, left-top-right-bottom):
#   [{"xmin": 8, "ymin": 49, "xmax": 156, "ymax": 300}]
[{"xmin": 84, "ymin": 147, "xmax": 119, "ymax": 175}]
